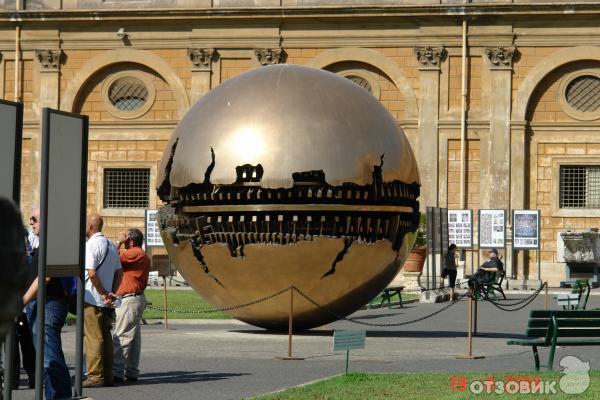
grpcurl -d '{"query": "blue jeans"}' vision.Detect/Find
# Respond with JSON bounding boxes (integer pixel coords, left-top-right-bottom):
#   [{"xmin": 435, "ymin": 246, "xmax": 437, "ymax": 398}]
[{"xmin": 27, "ymin": 298, "xmax": 72, "ymax": 400}]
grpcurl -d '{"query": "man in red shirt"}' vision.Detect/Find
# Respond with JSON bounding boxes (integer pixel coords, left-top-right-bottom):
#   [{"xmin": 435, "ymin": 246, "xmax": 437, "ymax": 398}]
[{"xmin": 112, "ymin": 228, "xmax": 150, "ymax": 383}]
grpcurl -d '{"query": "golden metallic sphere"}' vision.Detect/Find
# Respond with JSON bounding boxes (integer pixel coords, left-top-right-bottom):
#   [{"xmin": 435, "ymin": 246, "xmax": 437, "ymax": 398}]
[{"xmin": 157, "ymin": 65, "xmax": 420, "ymax": 330}]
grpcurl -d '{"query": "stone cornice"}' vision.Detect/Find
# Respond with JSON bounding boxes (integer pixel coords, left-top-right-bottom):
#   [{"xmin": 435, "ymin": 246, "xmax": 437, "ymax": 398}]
[{"xmin": 2, "ymin": 4, "xmax": 600, "ymax": 22}]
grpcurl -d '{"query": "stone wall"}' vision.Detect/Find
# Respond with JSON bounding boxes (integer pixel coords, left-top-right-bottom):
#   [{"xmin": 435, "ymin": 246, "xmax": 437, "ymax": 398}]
[{"xmin": 2, "ymin": 6, "xmax": 600, "ymax": 284}]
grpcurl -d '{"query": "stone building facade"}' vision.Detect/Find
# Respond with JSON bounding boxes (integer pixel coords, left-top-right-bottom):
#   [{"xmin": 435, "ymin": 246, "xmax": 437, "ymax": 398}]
[{"xmin": 2, "ymin": 1, "xmax": 600, "ymax": 286}]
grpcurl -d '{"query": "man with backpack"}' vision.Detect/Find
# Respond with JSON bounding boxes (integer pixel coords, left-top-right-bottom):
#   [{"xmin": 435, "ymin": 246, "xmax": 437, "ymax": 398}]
[{"xmin": 82, "ymin": 214, "xmax": 122, "ymax": 388}]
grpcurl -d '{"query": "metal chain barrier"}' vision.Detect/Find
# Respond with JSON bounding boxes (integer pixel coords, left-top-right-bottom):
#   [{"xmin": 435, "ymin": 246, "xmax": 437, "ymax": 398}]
[
  {"xmin": 293, "ymin": 286, "xmax": 468, "ymax": 327},
  {"xmin": 476, "ymin": 282, "xmax": 547, "ymax": 312},
  {"xmin": 146, "ymin": 286, "xmax": 291, "ymax": 314}
]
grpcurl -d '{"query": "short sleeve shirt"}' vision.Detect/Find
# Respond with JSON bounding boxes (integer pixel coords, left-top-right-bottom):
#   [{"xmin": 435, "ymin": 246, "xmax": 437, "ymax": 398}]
[{"xmin": 84, "ymin": 232, "xmax": 122, "ymax": 307}]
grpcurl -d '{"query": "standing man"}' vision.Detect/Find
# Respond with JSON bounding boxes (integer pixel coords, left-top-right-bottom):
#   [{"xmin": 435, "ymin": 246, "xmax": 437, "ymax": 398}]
[
  {"xmin": 83, "ymin": 214, "xmax": 122, "ymax": 388},
  {"xmin": 112, "ymin": 228, "xmax": 150, "ymax": 383},
  {"xmin": 22, "ymin": 209, "xmax": 72, "ymax": 400}
]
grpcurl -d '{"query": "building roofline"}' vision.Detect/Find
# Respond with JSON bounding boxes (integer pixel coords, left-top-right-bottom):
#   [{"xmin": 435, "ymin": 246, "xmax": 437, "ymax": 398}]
[{"xmin": 1, "ymin": 3, "xmax": 600, "ymax": 23}]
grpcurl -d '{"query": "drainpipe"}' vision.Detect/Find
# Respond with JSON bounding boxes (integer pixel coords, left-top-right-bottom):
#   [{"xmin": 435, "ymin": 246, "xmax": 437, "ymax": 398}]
[
  {"xmin": 459, "ymin": 14, "xmax": 468, "ymax": 210},
  {"xmin": 14, "ymin": 0, "xmax": 21, "ymax": 102}
]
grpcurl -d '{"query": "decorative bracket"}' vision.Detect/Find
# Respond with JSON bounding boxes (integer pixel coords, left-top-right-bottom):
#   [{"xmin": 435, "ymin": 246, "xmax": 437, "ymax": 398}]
[
  {"xmin": 484, "ymin": 46, "xmax": 517, "ymax": 70},
  {"xmin": 254, "ymin": 48, "xmax": 285, "ymax": 66},
  {"xmin": 188, "ymin": 48, "xmax": 217, "ymax": 70},
  {"xmin": 36, "ymin": 50, "xmax": 62, "ymax": 70},
  {"xmin": 414, "ymin": 46, "xmax": 446, "ymax": 70}
]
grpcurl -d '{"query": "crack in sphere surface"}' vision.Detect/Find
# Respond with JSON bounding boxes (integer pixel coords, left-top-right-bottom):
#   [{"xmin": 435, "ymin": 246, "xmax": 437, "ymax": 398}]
[{"xmin": 157, "ymin": 64, "xmax": 420, "ymax": 330}]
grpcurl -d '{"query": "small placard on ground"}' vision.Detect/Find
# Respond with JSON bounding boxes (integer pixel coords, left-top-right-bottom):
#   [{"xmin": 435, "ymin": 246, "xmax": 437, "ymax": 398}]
[{"xmin": 333, "ymin": 330, "xmax": 366, "ymax": 352}]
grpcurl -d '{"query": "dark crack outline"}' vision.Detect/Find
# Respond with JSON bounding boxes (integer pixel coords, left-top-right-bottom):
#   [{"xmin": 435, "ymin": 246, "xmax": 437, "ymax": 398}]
[
  {"xmin": 189, "ymin": 237, "xmax": 224, "ymax": 287},
  {"xmin": 321, "ymin": 237, "xmax": 353, "ymax": 278}
]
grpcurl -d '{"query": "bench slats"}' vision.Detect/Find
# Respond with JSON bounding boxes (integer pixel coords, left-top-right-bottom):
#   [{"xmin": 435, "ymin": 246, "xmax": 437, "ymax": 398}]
[
  {"xmin": 507, "ymin": 339, "xmax": 545, "ymax": 346},
  {"xmin": 526, "ymin": 328, "xmax": 600, "ymax": 337},
  {"xmin": 555, "ymin": 339, "xmax": 600, "ymax": 346},
  {"xmin": 528, "ymin": 319, "xmax": 600, "ymax": 328},
  {"xmin": 530, "ymin": 310, "xmax": 600, "ymax": 318}
]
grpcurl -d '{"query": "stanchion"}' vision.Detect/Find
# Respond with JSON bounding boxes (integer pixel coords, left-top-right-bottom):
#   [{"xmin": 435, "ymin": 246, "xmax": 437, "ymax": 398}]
[
  {"xmin": 162, "ymin": 275, "xmax": 169, "ymax": 331},
  {"xmin": 276, "ymin": 286, "xmax": 304, "ymax": 361},
  {"xmin": 473, "ymin": 298, "xmax": 478, "ymax": 336},
  {"xmin": 544, "ymin": 282, "xmax": 548, "ymax": 310},
  {"xmin": 456, "ymin": 295, "xmax": 484, "ymax": 359}
]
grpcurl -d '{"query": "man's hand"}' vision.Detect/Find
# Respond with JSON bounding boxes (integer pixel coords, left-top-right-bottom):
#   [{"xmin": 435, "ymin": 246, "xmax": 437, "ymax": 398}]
[
  {"xmin": 101, "ymin": 293, "xmax": 114, "ymax": 306},
  {"xmin": 117, "ymin": 231, "xmax": 128, "ymax": 248}
]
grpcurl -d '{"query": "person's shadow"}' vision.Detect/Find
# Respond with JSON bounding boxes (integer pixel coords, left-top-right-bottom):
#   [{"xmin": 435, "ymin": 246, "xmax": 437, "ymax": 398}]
[{"xmin": 136, "ymin": 370, "xmax": 248, "ymax": 385}]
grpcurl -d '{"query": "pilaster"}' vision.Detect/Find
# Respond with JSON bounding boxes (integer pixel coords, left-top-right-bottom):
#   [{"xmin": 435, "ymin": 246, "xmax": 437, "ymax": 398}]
[
  {"xmin": 482, "ymin": 46, "xmax": 516, "ymax": 209},
  {"xmin": 415, "ymin": 46, "xmax": 445, "ymax": 207},
  {"xmin": 188, "ymin": 48, "xmax": 217, "ymax": 105},
  {"xmin": 36, "ymin": 49, "xmax": 61, "ymax": 109}
]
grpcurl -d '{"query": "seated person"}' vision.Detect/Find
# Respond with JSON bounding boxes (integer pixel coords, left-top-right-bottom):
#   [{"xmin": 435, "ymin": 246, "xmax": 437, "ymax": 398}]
[{"xmin": 468, "ymin": 248, "xmax": 504, "ymax": 291}]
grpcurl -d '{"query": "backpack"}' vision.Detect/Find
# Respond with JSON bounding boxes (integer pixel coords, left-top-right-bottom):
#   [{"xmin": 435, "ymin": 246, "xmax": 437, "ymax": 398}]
[{"xmin": 60, "ymin": 276, "xmax": 78, "ymax": 315}]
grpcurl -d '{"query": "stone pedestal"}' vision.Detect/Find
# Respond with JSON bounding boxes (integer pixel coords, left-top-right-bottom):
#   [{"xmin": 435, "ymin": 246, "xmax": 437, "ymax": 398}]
[
  {"xmin": 419, "ymin": 289, "xmax": 450, "ymax": 304},
  {"xmin": 399, "ymin": 271, "xmax": 424, "ymax": 292}
]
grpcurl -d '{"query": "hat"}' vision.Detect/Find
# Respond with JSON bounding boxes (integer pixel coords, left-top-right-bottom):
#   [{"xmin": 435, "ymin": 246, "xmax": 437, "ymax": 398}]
[{"xmin": 488, "ymin": 248, "xmax": 498, "ymax": 255}]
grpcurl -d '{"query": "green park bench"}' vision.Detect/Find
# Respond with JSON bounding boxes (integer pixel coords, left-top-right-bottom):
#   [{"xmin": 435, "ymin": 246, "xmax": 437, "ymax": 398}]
[
  {"xmin": 473, "ymin": 271, "xmax": 506, "ymax": 301},
  {"xmin": 554, "ymin": 279, "xmax": 590, "ymax": 310},
  {"xmin": 368, "ymin": 286, "xmax": 405, "ymax": 309},
  {"xmin": 507, "ymin": 310, "xmax": 600, "ymax": 371}
]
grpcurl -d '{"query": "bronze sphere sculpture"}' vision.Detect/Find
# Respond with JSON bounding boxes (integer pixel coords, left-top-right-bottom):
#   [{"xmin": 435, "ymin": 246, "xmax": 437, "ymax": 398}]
[{"xmin": 157, "ymin": 64, "xmax": 420, "ymax": 330}]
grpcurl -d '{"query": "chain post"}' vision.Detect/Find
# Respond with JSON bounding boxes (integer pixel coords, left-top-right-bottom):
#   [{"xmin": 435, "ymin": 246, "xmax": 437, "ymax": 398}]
[
  {"xmin": 276, "ymin": 286, "xmax": 304, "ymax": 361},
  {"xmin": 455, "ymin": 294, "xmax": 484, "ymax": 360}
]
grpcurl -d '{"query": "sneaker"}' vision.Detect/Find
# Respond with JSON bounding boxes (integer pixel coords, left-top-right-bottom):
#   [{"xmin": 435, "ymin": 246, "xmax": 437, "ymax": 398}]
[
  {"xmin": 114, "ymin": 376, "xmax": 125, "ymax": 384},
  {"xmin": 82, "ymin": 379, "xmax": 103, "ymax": 388},
  {"xmin": 126, "ymin": 376, "xmax": 138, "ymax": 382}
]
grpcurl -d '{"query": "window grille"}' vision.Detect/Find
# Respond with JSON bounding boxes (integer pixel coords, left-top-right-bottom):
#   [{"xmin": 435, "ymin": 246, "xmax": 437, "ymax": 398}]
[
  {"xmin": 345, "ymin": 75, "xmax": 372, "ymax": 93},
  {"xmin": 559, "ymin": 165, "xmax": 600, "ymax": 209},
  {"xmin": 103, "ymin": 168, "xmax": 150, "ymax": 209},
  {"xmin": 108, "ymin": 77, "xmax": 149, "ymax": 112},
  {"xmin": 565, "ymin": 75, "xmax": 600, "ymax": 113}
]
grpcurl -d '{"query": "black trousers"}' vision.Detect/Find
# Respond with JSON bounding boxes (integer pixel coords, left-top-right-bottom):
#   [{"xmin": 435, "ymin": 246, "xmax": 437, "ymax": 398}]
[
  {"xmin": 13, "ymin": 312, "xmax": 36, "ymax": 383},
  {"xmin": 468, "ymin": 270, "xmax": 492, "ymax": 290}
]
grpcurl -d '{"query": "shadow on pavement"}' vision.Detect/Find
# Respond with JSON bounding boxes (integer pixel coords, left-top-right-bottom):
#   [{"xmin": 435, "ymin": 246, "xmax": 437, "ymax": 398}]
[
  {"xmin": 365, "ymin": 330, "xmax": 527, "ymax": 339},
  {"xmin": 138, "ymin": 370, "xmax": 249, "ymax": 385}
]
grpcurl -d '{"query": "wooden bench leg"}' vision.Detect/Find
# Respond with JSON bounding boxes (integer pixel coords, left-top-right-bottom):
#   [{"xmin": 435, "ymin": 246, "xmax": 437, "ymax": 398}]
[
  {"xmin": 398, "ymin": 291, "xmax": 403, "ymax": 308},
  {"xmin": 532, "ymin": 346, "xmax": 540, "ymax": 371}
]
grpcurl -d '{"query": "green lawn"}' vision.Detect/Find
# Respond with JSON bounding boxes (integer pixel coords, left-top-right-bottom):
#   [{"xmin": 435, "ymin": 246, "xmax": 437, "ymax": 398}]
[
  {"xmin": 254, "ymin": 371, "xmax": 600, "ymax": 399},
  {"xmin": 141, "ymin": 289, "xmax": 416, "ymax": 319},
  {"xmin": 366, "ymin": 292, "xmax": 419, "ymax": 308},
  {"xmin": 143, "ymin": 288, "xmax": 231, "ymax": 320},
  {"xmin": 66, "ymin": 288, "xmax": 418, "ymax": 321}
]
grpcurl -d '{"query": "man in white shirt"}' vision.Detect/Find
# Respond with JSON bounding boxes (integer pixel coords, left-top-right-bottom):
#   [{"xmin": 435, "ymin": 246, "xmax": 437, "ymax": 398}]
[{"xmin": 82, "ymin": 213, "xmax": 123, "ymax": 388}]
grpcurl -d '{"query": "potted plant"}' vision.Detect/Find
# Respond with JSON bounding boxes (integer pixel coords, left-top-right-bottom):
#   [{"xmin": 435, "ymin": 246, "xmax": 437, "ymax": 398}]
[{"xmin": 402, "ymin": 214, "xmax": 427, "ymax": 272}]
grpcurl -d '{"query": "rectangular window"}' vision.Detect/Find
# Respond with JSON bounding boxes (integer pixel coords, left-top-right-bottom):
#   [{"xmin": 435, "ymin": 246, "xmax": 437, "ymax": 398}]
[
  {"xmin": 559, "ymin": 165, "xmax": 600, "ymax": 209},
  {"xmin": 103, "ymin": 168, "xmax": 150, "ymax": 209}
]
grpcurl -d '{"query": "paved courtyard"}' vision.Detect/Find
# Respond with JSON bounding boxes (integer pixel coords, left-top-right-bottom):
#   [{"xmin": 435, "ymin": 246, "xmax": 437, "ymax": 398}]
[{"xmin": 10, "ymin": 293, "xmax": 600, "ymax": 400}]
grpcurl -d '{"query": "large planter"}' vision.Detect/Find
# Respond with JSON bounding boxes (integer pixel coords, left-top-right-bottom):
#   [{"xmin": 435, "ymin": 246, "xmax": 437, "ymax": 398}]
[{"xmin": 402, "ymin": 246, "xmax": 426, "ymax": 273}]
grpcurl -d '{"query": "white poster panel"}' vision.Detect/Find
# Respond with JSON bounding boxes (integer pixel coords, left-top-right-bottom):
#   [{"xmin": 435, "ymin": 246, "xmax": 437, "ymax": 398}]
[
  {"xmin": 145, "ymin": 209, "xmax": 164, "ymax": 247},
  {"xmin": 478, "ymin": 209, "xmax": 505, "ymax": 248},
  {"xmin": 43, "ymin": 109, "xmax": 88, "ymax": 276},
  {"xmin": 513, "ymin": 210, "xmax": 540, "ymax": 249},
  {"xmin": 447, "ymin": 209, "xmax": 472, "ymax": 248}
]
